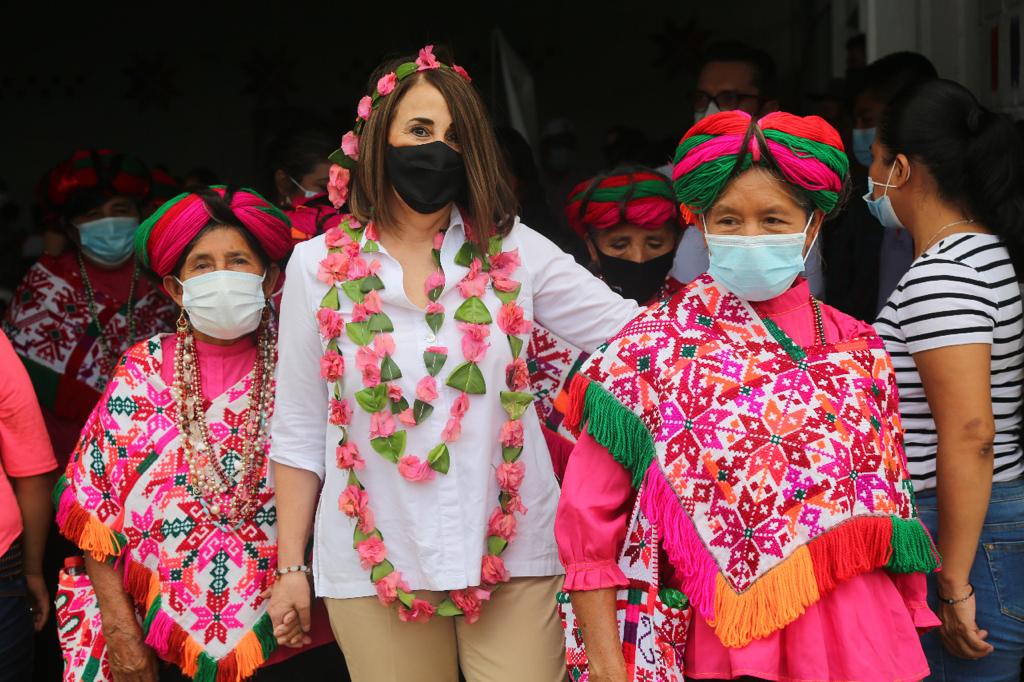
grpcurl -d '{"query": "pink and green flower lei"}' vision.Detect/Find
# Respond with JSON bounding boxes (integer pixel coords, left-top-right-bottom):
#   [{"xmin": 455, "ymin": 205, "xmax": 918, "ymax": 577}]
[
  {"xmin": 325, "ymin": 45, "xmax": 472, "ymax": 210},
  {"xmin": 316, "ymin": 215, "xmax": 533, "ymax": 623}
]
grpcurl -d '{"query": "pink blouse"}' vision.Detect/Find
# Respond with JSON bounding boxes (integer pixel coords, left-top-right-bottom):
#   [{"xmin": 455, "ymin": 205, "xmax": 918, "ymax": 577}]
[{"xmin": 555, "ymin": 278, "xmax": 939, "ymax": 682}]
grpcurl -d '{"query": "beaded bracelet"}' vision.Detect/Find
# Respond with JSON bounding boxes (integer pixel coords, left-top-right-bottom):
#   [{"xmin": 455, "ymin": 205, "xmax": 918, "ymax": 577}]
[
  {"xmin": 276, "ymin": 564, "xmax": 312, "ymax": 576},
  {"xmin": 938, "ymin": 583, "xmax": 975, "ymax": 605}
]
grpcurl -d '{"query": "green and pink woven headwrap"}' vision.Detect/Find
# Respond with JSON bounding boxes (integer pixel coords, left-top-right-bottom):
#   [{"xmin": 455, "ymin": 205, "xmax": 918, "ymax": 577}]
[{"xmin": 672, "ymin": 111, "xmax": 849, "ymax": 222}]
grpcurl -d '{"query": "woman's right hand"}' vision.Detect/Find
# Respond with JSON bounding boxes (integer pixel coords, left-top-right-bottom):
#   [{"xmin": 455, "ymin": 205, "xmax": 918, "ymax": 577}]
[
  {"xmin": 106, "ymin": 627, "xmax": 159, "ymax": 682},
  {"xmin": 268, "ymin": 572, "xmax": 312, "ymax": 648}
]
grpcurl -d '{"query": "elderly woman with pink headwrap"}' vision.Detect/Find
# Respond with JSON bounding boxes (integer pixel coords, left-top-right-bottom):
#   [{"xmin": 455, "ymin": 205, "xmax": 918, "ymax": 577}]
[{"xmin": 53, "ymin": 186, "xmax": 333, "ymax": 681}]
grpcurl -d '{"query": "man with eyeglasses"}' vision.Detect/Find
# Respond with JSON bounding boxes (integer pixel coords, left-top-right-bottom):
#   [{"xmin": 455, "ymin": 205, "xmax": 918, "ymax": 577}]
[{"xmin": 667, "ymin": 42, "xmax": 828, "ymax": 296}]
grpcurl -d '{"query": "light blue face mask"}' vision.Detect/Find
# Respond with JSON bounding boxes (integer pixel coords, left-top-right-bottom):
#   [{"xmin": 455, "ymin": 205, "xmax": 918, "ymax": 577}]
[
  {"xmin": 862, "ymin": 161, "xmax": 907, "ymax": 230},
  {"xmin": 851, "ymin": 127, "xmax": 875, "ymax": 167},
  {"xmin": 704, "ymin": 213, "xmax": 815, "ymax": 302},
  {"xmin": 77, "ymin": 216, "xmax": 139, "ymax": 266},
  {"xmin": 289, "ymin": 176, "xmax": 319, "ymax": 199}
]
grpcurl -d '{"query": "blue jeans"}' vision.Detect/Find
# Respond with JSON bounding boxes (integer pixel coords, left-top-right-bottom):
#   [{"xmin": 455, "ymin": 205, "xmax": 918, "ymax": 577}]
[
  {"xmin": 917, "ymin": 477, "xmax": 1024, "ymax": 682},
  {"xmin": 0, "ymin": 575, "xmax": 33, "ymax": 682}
]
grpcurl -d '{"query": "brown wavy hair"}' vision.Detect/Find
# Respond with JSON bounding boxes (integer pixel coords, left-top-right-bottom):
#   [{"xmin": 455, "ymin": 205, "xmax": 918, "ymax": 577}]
[{"xmin": 347, "ymin": 53, "xmax": 517, "ymax": 244}]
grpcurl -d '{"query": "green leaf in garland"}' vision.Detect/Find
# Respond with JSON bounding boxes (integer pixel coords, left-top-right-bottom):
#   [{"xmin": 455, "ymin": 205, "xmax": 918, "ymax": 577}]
[
  {"xmin": 396, "ymin": 589, "xmax": 415, "ymax": 609},
  {"xmin": 413, "ymin": 399, "xmax": 434, "ymax": 424},
  {"xmin": 368, "ymin": 313, "xmax": 395, "ymax": 333},
  {"xmin": 320, "ymin": 286, "xmax": 340, "ymax": 310},
  {"xmin": 363, "ymin": 240, "xmax": 380, "ymax": 253},
  {"xmin": 346, "ymin": 469, "xmax": 360, "ymax": 488},
  {"xmin": 436, "ymin": 599, "xmax": 464, "ymax": 617},
  {"xmin": 380, "ymin": 355, "xmax": 402, "ymax": 381},
  {"xmin": 395, "ymin": 61, "xmax": 418, "ymax": 79},
  {"xmin": 326, "ymin": 338, "xmax": 340, "ymax": 353},
  {"xmin": 499, "ymin": 391, "xmax": 535, "ymax": 420},
  {"xmin": 354, "ymin": 385, "xmax": 388, "ymax": 413},
  {"xmin": 446, "ymin": 361, "xmax": 487, "ymax": 394},
  {"xmin": 341, "ymin": 281, "xmax": 365, "ymax": 303},
  {"xmin": 353, "ymin": 527, "xmax": 383, "ymax": 547},
  {"xmin": 423, "ymin": 349, "xmax": 447, "ymax": 376},
  {"xmin": 361, "ymin": 274, "xmax": 385, "ymax": 291},
  {"xmin": 508, "ymin": 334, "xmax": 524, "ymax": 359},
  {"xmin": 427, "ymin": 286, "xmax": 444, "ymax": 302},
  {"xmin": 328, "ymin": 150, "xmax": 358, "ymax": 169},
  {"xmin": 427, "ymin": 443, "xmax": 450, "ymax": 474},
  {"xmin": 488, "ymin": 236, "xmax": 503, "ymax": 257},
  {"xmin": 370, "ymin": 560, "xmax": 395, "ymax": 582},
  {"xmin": 487, "ymin": 536, "xmax": 508, "ymax": 555},
  {"xmin": 502, "ymin": 445, "xmax": 523, "ymax": 462},
  {"xmin": 494, "ymin": 285, "xmax": 521, "ymax": 305},
  {"xmin": 343, "ymin": 223, "xmax": 363, "ymax": 242},
  {"xmin": 390, "ymin": 396, "xmax": 410, "ymax": 414},
  {"xmin": 370, "ymin": 431, "xmax": 407, "ymax": 462},
  {"xmin": 454, "ymin": 297, "xmax": 492, "ymax": 324},
  {"xmin": 425, "ymin": 312, "xmax": 444, "ymax": 334},
  {"xmin": 453, "ymin": 242, "xmax": 478, "ymax": 267},
  {"xmin": 346, "ymin": 322, "xmax": 372, "ymax": 346}
]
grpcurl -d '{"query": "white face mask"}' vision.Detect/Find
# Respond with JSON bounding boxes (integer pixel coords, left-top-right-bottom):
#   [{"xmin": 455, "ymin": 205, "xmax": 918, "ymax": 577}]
[
  {"xmin": 694, "ymin": 100, "xmax": 722, "ymax": 124},
  {"xmin": 178, "ymin": 270, "xmax": 267, "ymax": 340},
  {"xmin": 289, "ymin": 176, "xmax": 319, "ymax": 199}
]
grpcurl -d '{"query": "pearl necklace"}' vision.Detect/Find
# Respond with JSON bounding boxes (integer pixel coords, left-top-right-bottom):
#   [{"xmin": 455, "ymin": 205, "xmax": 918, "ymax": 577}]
[
  {"xmin": 173, "ymin": 311, "xmax": 275, "ymax": 525},
  {"xmin": 921, "ymin": 219, "xmax": 975, "ymax": 254}
]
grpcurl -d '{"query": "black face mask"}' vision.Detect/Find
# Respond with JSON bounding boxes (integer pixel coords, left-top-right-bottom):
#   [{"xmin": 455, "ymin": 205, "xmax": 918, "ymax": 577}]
[
  {"xmin": 595, "ymin": 248, "xmax": 676, "ymax": 304},
  {"xmin": 385, "ymin": 142, "xmax": 466, "ymax": 214}
]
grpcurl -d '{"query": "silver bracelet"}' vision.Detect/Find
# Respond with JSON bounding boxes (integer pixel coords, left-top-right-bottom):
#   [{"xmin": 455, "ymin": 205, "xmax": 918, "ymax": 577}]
[{"xmin": 275, "ymin": 564, "xmax": 311, "ymax": 576}]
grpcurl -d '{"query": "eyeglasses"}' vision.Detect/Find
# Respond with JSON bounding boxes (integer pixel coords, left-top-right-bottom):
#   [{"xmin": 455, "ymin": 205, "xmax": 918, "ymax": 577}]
[{"xmin": 694, "ymin": 90, "xmax": 763, "ymax": 112}]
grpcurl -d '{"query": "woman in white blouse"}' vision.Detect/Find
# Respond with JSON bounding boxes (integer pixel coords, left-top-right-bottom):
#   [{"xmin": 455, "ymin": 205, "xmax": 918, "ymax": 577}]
[{"xmin": 267, "ymin": 47, "xmax": 638, "ymax": 682}]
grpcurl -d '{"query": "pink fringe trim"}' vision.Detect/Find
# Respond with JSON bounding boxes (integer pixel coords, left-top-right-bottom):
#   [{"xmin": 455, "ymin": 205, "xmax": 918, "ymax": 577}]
[
  {"xmin": 55, "ymin": 483, "xmax": 75, "ymax": 527},
  {"xmin": 638, "ymin": 464, "xmax": 719, "ymax": 621},
  {"xmin": 145, "ymin": 608, "xmax": 174, "ymax": 657}
]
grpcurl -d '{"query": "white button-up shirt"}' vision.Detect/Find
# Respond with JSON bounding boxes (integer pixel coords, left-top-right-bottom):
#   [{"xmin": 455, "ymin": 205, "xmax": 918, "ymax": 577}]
[{"xmin": 270, "ymin": 209, "xmax": 640, "ymax": 598}]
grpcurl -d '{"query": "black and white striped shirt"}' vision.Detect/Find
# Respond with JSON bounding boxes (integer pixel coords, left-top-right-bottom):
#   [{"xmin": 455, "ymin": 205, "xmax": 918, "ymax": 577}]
[{"xmin": 874, "ymin": 233, "xmax": 1023, "ymax": 491}]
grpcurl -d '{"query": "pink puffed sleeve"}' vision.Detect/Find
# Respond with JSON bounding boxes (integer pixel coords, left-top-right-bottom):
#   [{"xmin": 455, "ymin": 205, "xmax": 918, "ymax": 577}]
[{"xmin": 554, "ymin": 430, "xmax": 634, "ymax": 591}]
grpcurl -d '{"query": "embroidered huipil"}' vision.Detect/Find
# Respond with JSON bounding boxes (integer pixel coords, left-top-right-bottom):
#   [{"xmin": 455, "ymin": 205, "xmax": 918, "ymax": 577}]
[
  {"xmin": 55, "ymin": 334, "xmax": 286, "ymax": 679},
  {"xmin": 271, "ymin": 208, "xmax": 639, "ymax": 599},
  {"xmin": 3, "ymin": 253, "xmax": 177, "ymax": 463}
]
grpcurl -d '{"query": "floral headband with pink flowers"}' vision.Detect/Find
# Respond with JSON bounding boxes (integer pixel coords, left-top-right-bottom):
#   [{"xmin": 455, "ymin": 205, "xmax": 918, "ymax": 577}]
[{"xmin": 325, "ymin": 45, "xmax": 472, "ymax": 209}]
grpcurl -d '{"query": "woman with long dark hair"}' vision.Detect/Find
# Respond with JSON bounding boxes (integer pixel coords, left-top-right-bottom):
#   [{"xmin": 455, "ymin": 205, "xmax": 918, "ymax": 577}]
[{"xmin": 871, "ymin": 78, "xmax": 1024, "ymax": 680}]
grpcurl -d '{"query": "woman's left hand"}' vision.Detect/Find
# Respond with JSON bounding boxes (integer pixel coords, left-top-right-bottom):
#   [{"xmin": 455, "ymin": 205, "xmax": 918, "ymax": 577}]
[
  {"xmin": 938, "ymin": 591, "xmax": 995, "ymax": 659},
  {"xmin": 24, "ymin": 573, "xmax": 50, "ymax": 631}
]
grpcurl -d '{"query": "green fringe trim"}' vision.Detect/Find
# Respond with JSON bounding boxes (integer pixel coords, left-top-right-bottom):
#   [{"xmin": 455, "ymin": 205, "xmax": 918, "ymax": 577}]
[
  {"xmin": 253, "ymin": 613, "xmax": 279, "ymax": 660},
  {"xmin": 581, "ymin": 383, "xmax": 655, "ymax": 489},
  {"xmin": 51, "ymin": 474, "xmax": 69, "ymax": 510},
  {"xmin": 195, "ymin": 652, "xmax": 218, "ymax": 682},
  {"xmin": 658, "ymin": 587, "xmax": 690, "ymax": 610},
  {"xmin": 886, "ymin": 515, "xmax": 941, "ymax": 573}
]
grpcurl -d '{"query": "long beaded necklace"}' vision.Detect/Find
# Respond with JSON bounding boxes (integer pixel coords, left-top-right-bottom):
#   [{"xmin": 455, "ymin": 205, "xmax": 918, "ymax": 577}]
[
  {"xmin": 76, "ymin": 250, "xmax": 139, "ymax": 377},
  {"xmin": 173, "ymin": 309, "xmax": 276, "ymax": 527}
]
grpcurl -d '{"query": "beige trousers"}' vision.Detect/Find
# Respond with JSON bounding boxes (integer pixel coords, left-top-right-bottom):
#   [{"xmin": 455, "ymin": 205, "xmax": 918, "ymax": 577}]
[{"xmin": 325, "ymin": 575, "xmax": 568, "ymax": 682}]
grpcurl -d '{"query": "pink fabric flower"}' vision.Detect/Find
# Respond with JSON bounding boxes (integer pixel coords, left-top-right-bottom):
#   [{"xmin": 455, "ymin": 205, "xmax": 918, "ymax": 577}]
[
  {"xmin": 441, "ymin": 417, "xmax": 462, "ymax": 443},
  {"xmin": 338, "ymin": 485, "xmax": 369, "ymax": 518},
  {"xmin": 499, "ymin": 420, "xmax": 525, "ymax": 448},
  {"xmin": 355, "ymin": 346, "xmax": 379, "ymax": 373},
  {"xmin": 386, "ymin": 384, "xmax": 404, "ymax": 402},
  {"xmin": 487, "ymin": 508, "xmax": 518, "ymax": 541},
  {"xmin": 316, "ymin": 308, "xmax": 345, "ymax": 339},
  {"xmin": 365, "ymin": 222, "xmax": 379, "ymax": 241},
  {"xmin": 357, "ymin": 95, "xmax": 373, "ymax": 121},
  {"xmin": 335, "ymin": 442, "xmax": 365, "ymax": 470},
  {"xmin": 505, "ymin": 358, "xmax": 529, "ymax": 391},
  {"xmin": 450, "ymin": 587, "xmax": 491, "ymax": 625},
  {"xmin": 426, "ymin": 345, "xmax": 448, "ymax": 355},
  {"xmin": 491, "ymin": 276, "xmax": 520, "ymax": 293},
  {"xmin": 398, "ymin": 599, "xmax": 436, "ymax": 623},
  {"xmin": 459, "ymin": 322, "xmax": 491, "ymax": 362},
  {"xmin": 356, "ymin": 537, "xmax": 387, "ymax": 569},
  {"xmin": 316, "ymin": 252, "xmax": 349, "ymax": 286},
  {"xmin": 424, "ymin": 271, "xmax": 446, "ymax": 294},
  {"xmin": 496, "ymin": 461, "xmax": 526, "ymax": 493},
  {"xmin": 397, "ymin": 408, "xmax": 417, "ymax": 426},
  {"xmin": 319, "ymin": 351, "xmax": 345, "ymax": 382},
  {"xmin": 328, "ymin": 398, "xmax": 353, "ymax": 426},
  {"xmin": 324, "ymin": 225, "xmax": 354, "ymax": 249},
  {"xmin": 351, "ymin": 304, "xmax": 370, "ymax": 323},
  {"xmin": 504, "ymin": 493, "xmax": 528, "ymax": 515},
  {"xmin": 398, "ymin": 455, "xmax": 437, "ymax": 482},
  {"xmin": 432, "ymin": 231, "xmax": 445, "ymax": 250},
  {"xmin": 489, "ymin": 249, "xmax": 521, "ymax": 279},
  {"xmin": 326, "ymin": 164, "xmax": 350, "ymax": 209},
  {"xmin": 357, "ymin": 508, "xmax": 375, "ymax": 535},
  {"xmin": 341, "ymin": 131, "xmax": 360, "ymax": 160},
  {"xmin": 374, "ymin": 571, "xmax": 409, "ymax": 606},
  {"xmin": 373, "ymin": 334, "xmax": 396, "ymax": 358},
  {"xmin": 363, "ymin": 290, "xmax": 383, "ymax": 314},
  {"xmin": 452, "ymin": 64, "xmax": 471, "ymax": 82},
  {"xmin": 451, "ymin": 393, "xmax": 470, "ymax": 418},
  {"xmin": 480, "ymin": 554, "xmax": 510, "ymax": 586},
  {"xmin": 426, "ymin": 302, "xmax": 445, "ymax": 315},
  {"xmin": 361, "ymin": 363, "xmax": 381, "ymax": 387},
  {"xmin": 369, "ymin": 410, "xmax": 396, "ymax": 439},
  {"xmin": 416, "ymin": 376, "xmax": 438, "ymax": 402},
  {"xmin": 377, "ymin": 72, "xmax": 397, "ymax": 96},
  {"xmin": 497, "ymin": 303, "xmax": 531, "ymax": 336},
  {"xmin": 348, "ymin": 256, "xmax": 370, "ymax": 280},
  {"xmin": 416, "ymin": 44, "xmax": 440, "ymax": 71},
  {"xmin": 457, "ymin": 260, "xmax": 488, "ymax": 298}
]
